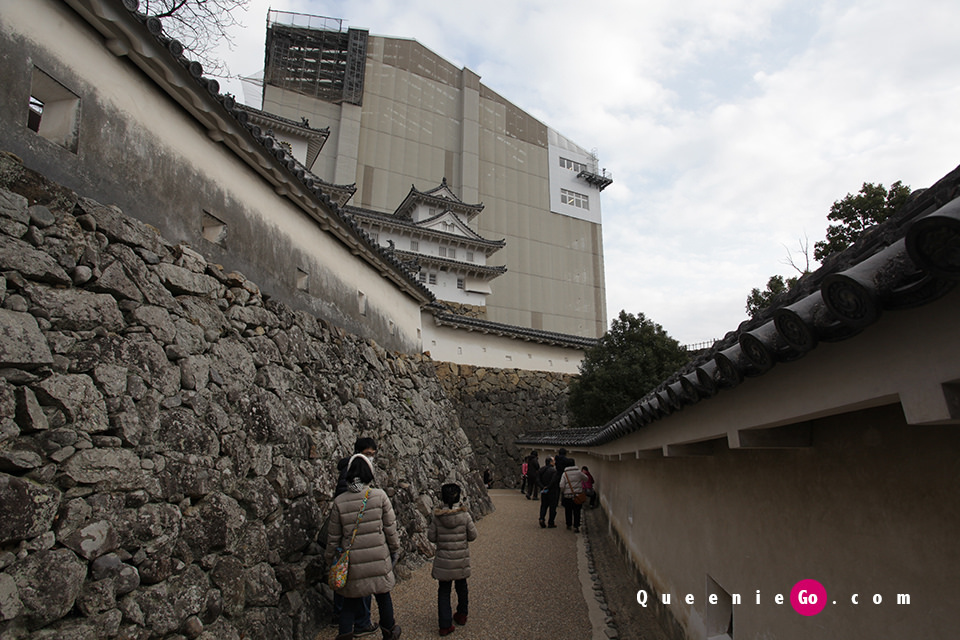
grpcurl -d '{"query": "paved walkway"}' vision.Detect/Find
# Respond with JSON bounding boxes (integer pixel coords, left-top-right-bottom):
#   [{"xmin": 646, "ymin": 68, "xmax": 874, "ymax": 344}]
[{"xmin": 388, "ymin": 489, "xmax": 603, "ymax": 640}]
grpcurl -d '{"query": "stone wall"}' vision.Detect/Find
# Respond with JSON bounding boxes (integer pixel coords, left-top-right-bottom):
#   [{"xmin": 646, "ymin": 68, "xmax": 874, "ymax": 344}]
[
  {"xmin": 433, "ymin": 362, "xmax": 574, "ymax": 489},
  {"xmin": 0, "ymin": 155, "xmax": 492, "ymax": 640}
]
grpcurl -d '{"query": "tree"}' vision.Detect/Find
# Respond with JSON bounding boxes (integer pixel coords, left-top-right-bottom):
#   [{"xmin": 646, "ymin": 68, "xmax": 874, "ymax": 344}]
[
  {"xmin": 746, "ymin": 274, "xmax": 797, "ymax": 318},
  {"xmin": 140, "ymin": 0, "xmax": 249, "ymax": 76},
  {"xmin": 568, "ymin": 311, "xmax": 689, "ymax": 428},
  {"xmin": 812, "ymin": 181, "xmax": 912, "ymax": 261},
  {"xmin": 746, "ymin": 181, "xmax": 911, "ymax": 317}
]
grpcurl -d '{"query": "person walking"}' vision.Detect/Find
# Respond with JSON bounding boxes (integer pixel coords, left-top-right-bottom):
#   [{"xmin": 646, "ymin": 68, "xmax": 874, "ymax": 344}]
[
  {"xmin": 427, "ymin": 483, "xmax": 478, "ymax": 636},
  {"xmin": 554, "ymin": 448, "xmax": 574, "ymax": 478},
  {"xmin": 581, "ymin": 465, "xmax": 598, "ymax": 508},
  {"xmin": 328, "ymin": 438, "xmax": 380, "ymax": 636},
  {"xmin": 325, "ymin": 453, "xmax": 403, "ymax": 640},
  {"xmin": 519, "ymin": 458, "xmax": 528, "ymax": 494},
  {"xmin": 559, "ymin": 460, "xmax": 587, "ymax": 533},
  {"xmin": 537, "ymin": 456, "xmax": 559, "ymax": 528},
  {"xmin": 524, "ymin": 451, "xmax": 540, "ymax": 500}
]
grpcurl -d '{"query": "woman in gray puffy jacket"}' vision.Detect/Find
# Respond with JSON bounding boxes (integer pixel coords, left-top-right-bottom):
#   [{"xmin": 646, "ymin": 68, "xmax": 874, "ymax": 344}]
[
  {"xmin": 326, "ymin": 453, "xmax": 402, "ymax": 640},
  {"xmin": 427, "ymin": 483, "xmax": 478, "ymax": 636}
]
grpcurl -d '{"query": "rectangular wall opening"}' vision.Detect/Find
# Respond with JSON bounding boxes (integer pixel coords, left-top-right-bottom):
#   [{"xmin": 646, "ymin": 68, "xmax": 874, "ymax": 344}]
[
  {"xmin": 296, "ymin": 268, "xmax": 309, "ymax": 291},
  {"xmin": 706, "ymin": 575, "xmax": 734, "ymax": 640},
  {"xmin": 202, "ymin": 211, "xmax": 227, "ymax": 245},
  {"xmin": 28, "ymin": 67, "xmax": 80, "ymax": 152}
]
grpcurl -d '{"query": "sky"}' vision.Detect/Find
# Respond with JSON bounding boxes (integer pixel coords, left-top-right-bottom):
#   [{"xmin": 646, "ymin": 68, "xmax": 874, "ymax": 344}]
[{"xmin": 209, "ymin": 0, "xmax": 960, "ymax": 346}]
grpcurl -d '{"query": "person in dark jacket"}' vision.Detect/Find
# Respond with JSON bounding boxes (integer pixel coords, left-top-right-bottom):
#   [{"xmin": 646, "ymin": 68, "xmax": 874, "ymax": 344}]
[
  {"xmin": 537, "ymin": 457, "xmax": 559, "ymax": 528},
  {"xmin": 428, "ymin": 483, "xmax": 478, "ymax": 636},
  {"xmin": 553, "ymin": 448, "xmax": 574, "ymax": 483},
  {"xmin": 330, "ymin": 438, "xmax": 379, "ymax": 637},
  {"xmin": 524, "ymin": 451, "xmax": 541, "ymax": 500}
]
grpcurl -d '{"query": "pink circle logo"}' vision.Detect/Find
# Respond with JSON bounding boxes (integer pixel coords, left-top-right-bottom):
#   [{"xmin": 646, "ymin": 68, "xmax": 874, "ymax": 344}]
[{"xmin": 791, "ymin": 579, "xmax": 827, "ymax": 616}]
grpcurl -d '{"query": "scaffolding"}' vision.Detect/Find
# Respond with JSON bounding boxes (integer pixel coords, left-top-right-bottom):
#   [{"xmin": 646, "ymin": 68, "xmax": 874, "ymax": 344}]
[{"xmin": 264, "ymin": 10, "xmax": 368, "ymax": 106}]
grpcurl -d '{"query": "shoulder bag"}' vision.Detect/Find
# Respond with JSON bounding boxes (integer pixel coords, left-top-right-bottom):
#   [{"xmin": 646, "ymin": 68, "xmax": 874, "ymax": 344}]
[
  {"xmin": 328, "ymin": 487, "xmax": 371, "ymax": 589},
  {"xmin": 564, "ymin": 470, "xmax": 588, "ymax": 505}
]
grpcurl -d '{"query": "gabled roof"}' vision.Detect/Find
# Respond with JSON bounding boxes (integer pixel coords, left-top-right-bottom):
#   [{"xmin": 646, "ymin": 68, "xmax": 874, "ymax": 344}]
[
  {"xmin": 346, "ymin": 206, "xmax": 506, "ymax": 255},
  {"xmin": 518, "ymin": 163, "xmax": 960, "ymax": 447},
  {"xmin": 234, "ymin": 104, "xmax": 330, "ymax": 171},
  {"xmin": 393, "ymin": 178, "xmax": 484, "ymax": 221},
  {"xmin": 63, "ymin": 0, "xmax": 433, "ymax": 306}
]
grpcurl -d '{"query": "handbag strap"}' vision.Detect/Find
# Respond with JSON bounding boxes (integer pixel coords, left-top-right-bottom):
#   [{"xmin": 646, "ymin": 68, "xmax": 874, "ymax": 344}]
[
  {"xmin": 343, "ymin": 487, "xmax": 371, "ymax": 552},
  {"xmin": 563, "ymin": 470, "xmax": 581, "ymax": 494}
]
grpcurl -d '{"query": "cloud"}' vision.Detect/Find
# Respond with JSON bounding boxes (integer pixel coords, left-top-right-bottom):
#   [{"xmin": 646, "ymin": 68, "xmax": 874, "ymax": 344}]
[{"xmin": 211, "ymin": 0, "xmax": 960, "ymax": 344}]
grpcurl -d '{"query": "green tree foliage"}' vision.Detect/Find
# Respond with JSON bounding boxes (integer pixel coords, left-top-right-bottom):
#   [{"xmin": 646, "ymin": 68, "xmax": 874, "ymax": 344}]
[
  {"xmin": 812, "ymin": 180, "xmax": 912, "ymax": 261},
  {"xmin": 746, "ymin": 180, "xmax": 911, "ymax": 317},
  {"xmin": 745, "ymin": 274, "xmax": 797, "ymax": 318},
  {"xmin": 568, "ymin": 311, "xmax": 689, "ymax": 428}
]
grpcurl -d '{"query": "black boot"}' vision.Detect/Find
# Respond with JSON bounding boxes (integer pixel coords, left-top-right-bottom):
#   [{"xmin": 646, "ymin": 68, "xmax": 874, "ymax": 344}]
[{"xmin": 381, "ymin": 624, "xmax": 401, "ymax": 639}]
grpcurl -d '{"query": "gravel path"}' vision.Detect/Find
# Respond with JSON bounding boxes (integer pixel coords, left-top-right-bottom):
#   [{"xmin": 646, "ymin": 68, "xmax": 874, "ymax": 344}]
[{"xmin": 389, "ymin": 489, "xmax": 594, "ymax": 639}]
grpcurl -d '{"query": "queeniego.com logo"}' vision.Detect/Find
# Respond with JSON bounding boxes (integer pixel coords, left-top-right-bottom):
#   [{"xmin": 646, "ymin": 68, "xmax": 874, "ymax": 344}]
[{"xmin": 636, "ymin": 579, "xmax": 912, "ymax": 616}]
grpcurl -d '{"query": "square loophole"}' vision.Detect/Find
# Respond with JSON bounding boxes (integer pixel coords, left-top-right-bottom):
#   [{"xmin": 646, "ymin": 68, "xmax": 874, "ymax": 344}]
[{"xmin": 28, "ymin": 67, "xmax": 80, "ymax": 152}]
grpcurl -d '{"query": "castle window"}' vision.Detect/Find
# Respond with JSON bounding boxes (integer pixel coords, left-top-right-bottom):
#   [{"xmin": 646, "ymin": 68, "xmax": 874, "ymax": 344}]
[
  {"xmin": 448, "ymin": 248, "xmax": 456, "ymax": 260},
  {"xmin": 561, "ymin": 188, "xmax": 589, "ymax": 210},
  {"xmin": 418, "ymin": 271, "xmax": 427, "ymax": 283},
  {"xmin": 28, "ymin": 67, "xmax": 81, "ymax": 153},
  {"xmin": 466, "ymin": 251, "xmax": 474, "ymax": 262},
  {"xmin": 457, "ymin": 278, "xmax": 464, "ymax": 290},
  {"xmin": 438, "ymin": 246, "xmax": 447, "ymax": 257},
  {"xmin": 410, "ymin": 239, "xmax": 419, "ymax": 251},
  {"xmin": 202, "ymin": 210, "xmax": 227, "ymax": 245},
  {"xmin": 428, "ymin": 273, "xmax": 437, "ymax": 285}
]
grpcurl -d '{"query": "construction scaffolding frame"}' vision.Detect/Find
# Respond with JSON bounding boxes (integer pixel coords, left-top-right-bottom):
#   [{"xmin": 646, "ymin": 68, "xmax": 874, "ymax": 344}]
[{"xmin": 264, "ymin": 10, "xmax": 368, "ymax": 106}]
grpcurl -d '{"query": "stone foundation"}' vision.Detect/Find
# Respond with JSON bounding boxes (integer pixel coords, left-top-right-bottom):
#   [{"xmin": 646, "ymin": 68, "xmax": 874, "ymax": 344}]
[
  {"xmin": 0, "ymin": 156, "xmax": 491, "ymax": 640},
  {"xmin": 433, "ymin": 362, "xmax": 574, "ymax": 489}
]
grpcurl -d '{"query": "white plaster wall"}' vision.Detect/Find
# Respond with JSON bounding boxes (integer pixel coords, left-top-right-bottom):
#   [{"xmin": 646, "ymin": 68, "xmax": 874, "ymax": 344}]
[
  {"xmin": 422, "ymin": 313, "xmax": 584, "ymax": 374},
  {"xmin": 6, "ymin": 0, "xmax": 423, "ymax": 349}
]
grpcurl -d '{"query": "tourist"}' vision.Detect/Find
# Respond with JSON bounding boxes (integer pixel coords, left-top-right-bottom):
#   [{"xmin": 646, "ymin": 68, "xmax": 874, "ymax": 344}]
[
  {"xmin": 427, "ymin": 483, "xmax": 478, "ymax": 636},
  {"xmin": 328, "ymin": 438, "xmax": 380, "ymax": 636},
  {"xmin": 483, "ymin": 468, "xmax": 492, "ymax": 489},
  {"xmin": 519, "ymin": 457, "xmax": 528, "ymax": 494},
  {"xmin": 553, "ymin": 448, "xmax": 574, "ymax": 477},
  {"xmin": 581, "ymin": 465, "xmax": 598, "ymax": 508},
  {"xmin": 326, "ymin": 453, "xmax": 403, "ymax": 640},
  {"xmin": 524, "ymin": 451, "xmax": 540, "ymax": 500},
  {"xmin": 559, "ymin": 460, "xmax": 587, "ymax": 533},
  {"xmin": 537, "ymin": 456, "xmax": 559, "ymax": 528}
]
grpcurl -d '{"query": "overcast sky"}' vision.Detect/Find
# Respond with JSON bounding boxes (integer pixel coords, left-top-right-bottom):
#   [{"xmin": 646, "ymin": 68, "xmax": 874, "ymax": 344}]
[{"xmin": 211, "ymin": 0, "xmax": 960, "ymax": 345}]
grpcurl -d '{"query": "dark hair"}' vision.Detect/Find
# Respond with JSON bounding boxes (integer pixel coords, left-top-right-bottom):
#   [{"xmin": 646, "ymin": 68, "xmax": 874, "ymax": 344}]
[
  {"xmin": 441, "ymin": 483, "xmax": 461, "ymax": 507},
  {"xmin": 558, "ymin": 448, "xmax": 567, "ymax": 455},
  {"xmin": 354, "ymin": 437, "xmax": 377, "ymax": 454},
  {"xmin": 581, "ymin": 466, "xmax": 589, "ymax": 472},
  {"xmin": 346, "ymin": 455, "xmax": 375, "ymax": 484}
]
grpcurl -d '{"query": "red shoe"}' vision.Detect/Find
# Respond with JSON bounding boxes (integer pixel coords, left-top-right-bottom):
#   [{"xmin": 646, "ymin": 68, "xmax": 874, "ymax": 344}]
[
  {"xmin": 453, "ymin": 613, "xmax": 468, "ymax": 626},
  {"xmin": 439, "ymin": 626, "xmax": 455, "ymax": 636}
]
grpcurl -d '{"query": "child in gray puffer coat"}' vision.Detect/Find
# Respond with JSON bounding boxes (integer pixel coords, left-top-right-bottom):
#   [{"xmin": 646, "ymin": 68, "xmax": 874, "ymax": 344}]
[{"xmin": 427, "ymin": 483, "xmax": 478, "ymax": 636}]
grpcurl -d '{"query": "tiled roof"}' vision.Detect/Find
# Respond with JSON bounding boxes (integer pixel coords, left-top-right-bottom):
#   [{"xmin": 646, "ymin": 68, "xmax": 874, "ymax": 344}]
[
  {"xmin": 346, "ymin": 205, "xmax": 506, "ymax": 252},
  {"xmin": 66, "ymin": 0, "xmax": 434, "ymax": 306},
  {"xmin": 429, "ymin": 306, "xmax": 599, "ymax": 349},
  {"xmin": 394, "ymin": 249, "xmax": 507, "ymax": 279},
  {"xmin": 518, "ymin": 164, "xmax": 960, "ymax": 447},
  {"xmin": 393, "ymin": 178, "xmax": 484, "ymax": 221}
]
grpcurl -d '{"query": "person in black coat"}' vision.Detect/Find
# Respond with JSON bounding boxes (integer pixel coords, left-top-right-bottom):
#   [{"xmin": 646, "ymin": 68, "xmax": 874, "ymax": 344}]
[
  {"xmin": 537, "ymin": 457, "xmax": 559, "ymax": 528},
  {"xmin": 524, "ymin": 452, "xmax": 540, "ymax": 501}
]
